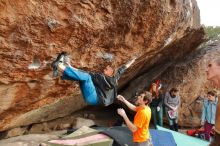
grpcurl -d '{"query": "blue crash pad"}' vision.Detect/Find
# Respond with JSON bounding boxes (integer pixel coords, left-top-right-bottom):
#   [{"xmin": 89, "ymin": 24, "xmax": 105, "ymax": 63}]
[
  {"xmin": 150, "ymin": 129, "xmax": 176, "ymax": 146},
  {"xmin": 157, "ymin": 126, "xmax": 210, "ymax": 146}
]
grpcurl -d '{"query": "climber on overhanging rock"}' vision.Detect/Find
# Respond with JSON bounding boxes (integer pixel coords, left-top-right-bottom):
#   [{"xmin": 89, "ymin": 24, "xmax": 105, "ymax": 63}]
[{"xmin": 51, "ymin": 52, "xmax": 136, "ymax": 106}]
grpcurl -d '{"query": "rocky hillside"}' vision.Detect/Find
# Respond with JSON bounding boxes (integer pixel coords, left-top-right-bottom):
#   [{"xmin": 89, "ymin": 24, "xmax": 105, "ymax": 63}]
[
  {"xmin": 159, "ymin": 42, "xmax": 220, "ymax": 127},
  {"xmin": 0, "ymin": 0, "xmax": 204, "ymax": 133}
]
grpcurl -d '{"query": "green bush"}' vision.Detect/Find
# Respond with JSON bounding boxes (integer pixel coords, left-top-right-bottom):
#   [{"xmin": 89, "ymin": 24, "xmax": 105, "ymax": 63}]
[
  {"xmin": 204, "ymin": 26, "xmax": 220, "ymax": 41},
  {"xmin": 199, "ymin": 26, "xmax": 220, "ymax": 48}
]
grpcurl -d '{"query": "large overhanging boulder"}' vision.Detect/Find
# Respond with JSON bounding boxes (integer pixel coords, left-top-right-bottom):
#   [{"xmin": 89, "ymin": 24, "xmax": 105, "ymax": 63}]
[{"xmin": 0, "ymin": 0, "xmax": 204, "ymax": 132}]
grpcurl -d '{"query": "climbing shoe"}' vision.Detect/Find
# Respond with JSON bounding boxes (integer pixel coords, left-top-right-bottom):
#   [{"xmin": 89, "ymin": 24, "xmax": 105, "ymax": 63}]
[{"xmin": 51, "ymin": 52, "xmax": 67, "ymax": 77}]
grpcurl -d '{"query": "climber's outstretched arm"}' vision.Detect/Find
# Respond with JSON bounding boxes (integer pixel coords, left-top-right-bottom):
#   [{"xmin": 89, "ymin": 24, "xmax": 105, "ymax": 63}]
[{"xmin": 125, "ymin": 57, "xmax": 137, "ymax": 69}]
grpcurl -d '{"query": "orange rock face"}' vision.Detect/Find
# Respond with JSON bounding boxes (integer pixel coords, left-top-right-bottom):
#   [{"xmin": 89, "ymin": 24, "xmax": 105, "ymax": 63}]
[{"xmin": 0, "ymin": 0, "xmax": 204, "ymax": 131}]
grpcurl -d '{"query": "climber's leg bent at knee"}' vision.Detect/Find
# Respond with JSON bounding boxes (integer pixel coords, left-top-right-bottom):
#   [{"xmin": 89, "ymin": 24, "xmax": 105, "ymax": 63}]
[{"xmin": 59, "ymin": 64, "xmax": 99, "ymax": 105}]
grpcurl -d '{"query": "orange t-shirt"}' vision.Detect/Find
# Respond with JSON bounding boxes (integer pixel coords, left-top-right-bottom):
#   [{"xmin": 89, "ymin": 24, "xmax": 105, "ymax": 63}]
[{"xmin": 133, "ymin": 106, "xmax": 151, "ymax": 142}]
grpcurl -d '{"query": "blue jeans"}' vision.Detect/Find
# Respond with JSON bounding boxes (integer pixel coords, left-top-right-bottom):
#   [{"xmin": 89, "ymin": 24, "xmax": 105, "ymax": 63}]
[
  {"xmin": 61, "ymin": 66, "xmax": 98, "ymax": 105},
  {"xmin": 151, "ymin": 106, "xmax": 163, "ymax": 127}
]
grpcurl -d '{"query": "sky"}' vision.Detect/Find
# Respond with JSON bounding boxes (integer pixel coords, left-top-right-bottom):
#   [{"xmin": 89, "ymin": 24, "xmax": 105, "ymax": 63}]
[{"xmin": 196, "ymin": 0, "xmax": 220, "ymax": 26}]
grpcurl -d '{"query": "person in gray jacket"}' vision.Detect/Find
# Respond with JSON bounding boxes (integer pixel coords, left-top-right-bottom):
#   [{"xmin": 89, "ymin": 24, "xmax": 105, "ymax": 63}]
[
  {"xmin": 164, "ymin": 88, "xmax": 180, "ymax": 131},
  {"xmin": 51, "ymin": 52, "xmax": 136, "ymax": 106}
]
